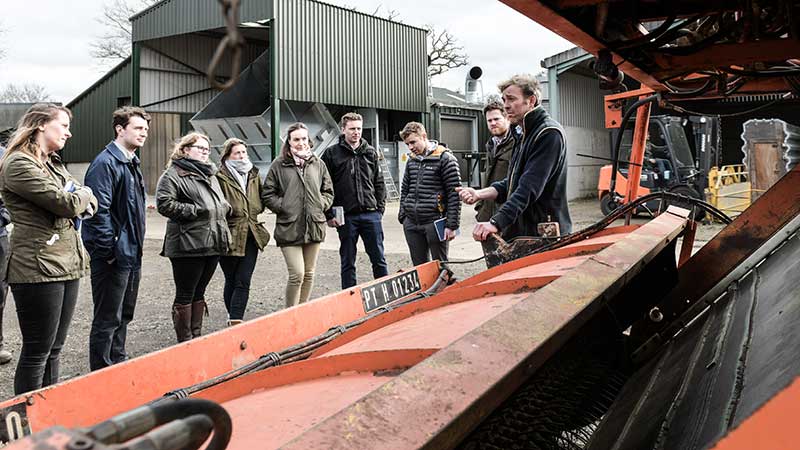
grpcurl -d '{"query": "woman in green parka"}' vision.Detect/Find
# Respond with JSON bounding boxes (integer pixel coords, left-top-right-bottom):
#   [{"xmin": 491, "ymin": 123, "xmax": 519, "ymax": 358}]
[
  {"xmin": 156, "ymin": 132, "xmax": 231, "ymax": 343},
  {"xmin": 264, "ymin": 122, "xmax": 334, "ymax": 308},
  {"xmin": 0, "ymin": 104, "xmax": 98, "ymax": 394},
  {"xmin": 216, "ymin": 138, "xmax": 271, "ymax": 326}
]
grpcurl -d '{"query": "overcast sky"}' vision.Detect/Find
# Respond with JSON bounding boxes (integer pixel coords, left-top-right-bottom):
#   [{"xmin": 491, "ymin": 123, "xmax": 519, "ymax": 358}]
[{"xmin": 0, "ymin": 0, "xmax": 573, "ymax": 103}]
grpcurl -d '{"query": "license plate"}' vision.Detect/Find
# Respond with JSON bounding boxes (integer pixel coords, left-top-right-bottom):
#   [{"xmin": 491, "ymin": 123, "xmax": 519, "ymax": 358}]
[
  {"xmin": 0, "ymin": 402, "xmax": 31, "ymax": 446},
  {"xmin": 362, "ymin": 269, "xmax": 422, "ymax": 313}
]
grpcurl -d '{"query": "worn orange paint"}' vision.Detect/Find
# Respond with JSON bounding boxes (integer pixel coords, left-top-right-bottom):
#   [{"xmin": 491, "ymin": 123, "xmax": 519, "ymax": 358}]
[
  {"xmin": 712, "ymin": 375, "xmax": 800, "ymax": 450},
  {"xmin": 0, "ymin": 262, "xmax": 443, "ymax": 431}
]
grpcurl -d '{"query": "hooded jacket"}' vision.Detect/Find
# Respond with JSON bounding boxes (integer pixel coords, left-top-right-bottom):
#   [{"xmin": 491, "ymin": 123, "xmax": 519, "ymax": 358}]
[
  {"xmin": 398, "ymin": 143, "xmax": 462, "ymax": 230},
  {"xmin": 321, "ymin": 135, "xmax": 385, "ymax": 217},
  {"xmin": 490, "ymin": 106, "xmax": 572, "ymax": 239}
]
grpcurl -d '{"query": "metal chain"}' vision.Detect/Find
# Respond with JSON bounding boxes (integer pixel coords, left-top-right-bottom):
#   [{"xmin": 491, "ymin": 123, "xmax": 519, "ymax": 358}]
[{"xmin": 207, "ymin": 0, "xmax": 244, "ymax": 90}]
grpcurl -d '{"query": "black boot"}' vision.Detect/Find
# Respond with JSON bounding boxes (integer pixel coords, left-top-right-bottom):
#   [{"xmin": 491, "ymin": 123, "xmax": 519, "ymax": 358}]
[
  {"xmin": 191, "ymin": 300, "xmax": 208, "ymax": 339},
  {"xmin": 172, "ymin": 303, "xmax": 193, "ymax": 343}
]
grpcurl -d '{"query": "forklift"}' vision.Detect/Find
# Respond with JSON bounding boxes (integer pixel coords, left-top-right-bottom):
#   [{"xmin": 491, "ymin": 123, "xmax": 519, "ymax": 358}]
[{"xmin": 597, "ymin": 115, "xmax": 720, "ymax": 217}]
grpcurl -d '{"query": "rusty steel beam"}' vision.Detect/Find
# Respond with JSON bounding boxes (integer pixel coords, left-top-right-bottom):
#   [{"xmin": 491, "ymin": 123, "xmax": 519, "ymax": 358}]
[
  {"xmin": 281, "ymin": 209, "xmax": 689, "ymax": 449},
  {"xmin": 624, "ymin": 96, "xmax": 652, "ymax": 204},
  {"xmin": 499, "ymin": 0, "xmax": 666, "ymax": 90},
  {"xmin": 632, "ymin": 165, "xmax": 800, "ymax": 361},
  {"xmin": 652, "ymin": 40, "xmax": 800, "ymax": 80}
]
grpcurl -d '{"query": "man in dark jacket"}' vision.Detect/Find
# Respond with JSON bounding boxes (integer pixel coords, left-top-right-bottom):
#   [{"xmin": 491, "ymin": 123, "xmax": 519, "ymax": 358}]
[
  {"xmin": 458, "ymin": 74, "xmax": 572, "ymax": 242},
  {"xmin": 0, "ymin": 146, "xmax": 10, "ymax": 365},
  {"xmin": 82, "ymin": 107, "xmax": 150, "ymax": 370},
  {"xmin": 398, "ymin": 122, "xmax": 461, "ymax": 265},
  {"xmin": 476, "ymin": 101, "xmax": 517, "ymax": 221},
  {"xmin": 322, "ymin": 112, "xmax": 389, "ymax": 289}
]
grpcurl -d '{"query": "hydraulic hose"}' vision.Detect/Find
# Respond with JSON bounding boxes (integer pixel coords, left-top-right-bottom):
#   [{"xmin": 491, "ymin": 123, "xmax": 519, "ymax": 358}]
[{"xmin": 608, "ymin": 94, "xmax": 660, "ymax": 206}]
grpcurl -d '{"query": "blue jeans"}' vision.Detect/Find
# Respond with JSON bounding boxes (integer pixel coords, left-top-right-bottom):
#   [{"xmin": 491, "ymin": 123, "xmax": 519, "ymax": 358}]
[
  {"xmin": 89, "ymin": 260, "xmax": 141, "ymax": 371},
  {"xmin": 12, "ymin": 279, "xmax": 79, "ymax": 394},
  {"xmin": 219, "ymin": 234, "xmax": 259, "ymax": 320},
  {"xmin": 336, "ymin": 211, "xmax": 389, "ymax": 289}
]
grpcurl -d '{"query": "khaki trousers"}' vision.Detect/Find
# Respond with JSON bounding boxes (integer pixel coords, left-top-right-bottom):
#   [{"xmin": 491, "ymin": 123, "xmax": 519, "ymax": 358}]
[{"xmin": 280, "ymin": 243, "xmax": 322, "ymax": 308}]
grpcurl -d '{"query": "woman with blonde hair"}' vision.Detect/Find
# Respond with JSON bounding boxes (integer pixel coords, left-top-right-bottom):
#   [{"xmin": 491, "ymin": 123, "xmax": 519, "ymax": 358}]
[
  {"xmin": 0, "ymin": 103, "xmax": 98, "ymax": 394},
  {"xmin": 264, "ymin": 123, "xmax": 334, "ymax": 307},
  {"xmin": 215, "ymin": 138, "xmax": 270, "ymax": 326},
  {"xmin": 156, "ymin": 132, "xmax": 230, "ymax": 342}
]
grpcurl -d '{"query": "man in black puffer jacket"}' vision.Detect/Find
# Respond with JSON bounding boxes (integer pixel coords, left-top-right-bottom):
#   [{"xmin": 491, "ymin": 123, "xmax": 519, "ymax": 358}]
[
  {"xmin": 322, "ymin": 112, "xmax": 389, "ymax": 289},
  {"xmin": 398, "ymin": 122, "xmax": 461, "ymax": 265}
]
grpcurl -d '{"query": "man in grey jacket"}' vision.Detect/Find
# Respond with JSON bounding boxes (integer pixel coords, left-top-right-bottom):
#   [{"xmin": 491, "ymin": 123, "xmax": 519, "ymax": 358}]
[{"xmin": 0, "ymin": 145, "xmax": 11, "ymax": 365}]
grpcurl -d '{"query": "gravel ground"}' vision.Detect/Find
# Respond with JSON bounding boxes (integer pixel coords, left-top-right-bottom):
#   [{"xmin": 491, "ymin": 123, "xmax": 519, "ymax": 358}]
[{"xmin": 0, "ymin": 198, "xmax": 723, "ymax": 401}]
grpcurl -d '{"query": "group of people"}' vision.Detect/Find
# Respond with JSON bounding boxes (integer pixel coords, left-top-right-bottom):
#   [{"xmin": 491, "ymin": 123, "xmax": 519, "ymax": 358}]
[{"xmin": 0, "ymin": 73, "xmax": 571, "ymax": 396}]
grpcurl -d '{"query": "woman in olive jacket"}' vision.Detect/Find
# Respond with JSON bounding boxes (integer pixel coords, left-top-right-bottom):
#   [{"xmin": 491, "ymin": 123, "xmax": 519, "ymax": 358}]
[
  {"xmin": 215, "ymin": 138, "xmax": 270, "ymax": 325},
  {"xmin": 264, "ymin": 123, "xmax": 334, "ymax": 308},
  {"xmin": 156, "ymin": 132, "xmax": 231, "ymax": 342},
  {"xmin": 0, "ymin": 104, "xmax": 98, "ymax": 394}
]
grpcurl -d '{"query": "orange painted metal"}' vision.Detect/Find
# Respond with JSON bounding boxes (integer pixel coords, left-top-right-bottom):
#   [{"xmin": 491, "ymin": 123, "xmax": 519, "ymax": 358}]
[
  {"xmin": 0, "ymin": 262, "xmax": 443, "ymax": 431},
  {"xmin": 281, "ymin": 210, "xmax": 688, "ymax": 449},
  {"xmin": 1, "ymin": 218, "xmax": 687, "ymax": 450},
  {"xmin": 711, "ymin": 375, "xmax": 800, "ymax": 450},
  {"xmin": 678, "ymin": 220, "xmax": 697, "ymax": 267},
  {"xmin": 624, "ymin": 96, "xmax": 652, "ymax": 205},
  {"xmin": 604, "ymin": 87, "xmax": 655, "ymax": 129},
  {"xmin": 633, "ymin": 164, "xmax": 800, "ymax": 352},
  {"xmin": 499, "ymin": 0, "xmax": 666, "ymax": 90},
  {"xmin": 597, "ymin": 165, "xmax": 652, "ymax": 199}
]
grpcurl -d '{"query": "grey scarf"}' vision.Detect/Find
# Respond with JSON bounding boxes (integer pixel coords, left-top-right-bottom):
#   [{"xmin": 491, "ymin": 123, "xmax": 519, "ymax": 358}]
[{"xmin": 226, "ymin": 159, "xmax": 253, "ymax": 192}]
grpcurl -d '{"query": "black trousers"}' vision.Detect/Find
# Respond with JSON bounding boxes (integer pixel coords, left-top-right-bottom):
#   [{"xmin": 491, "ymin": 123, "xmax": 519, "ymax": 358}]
[
  {"xmin": 11, "ymin": 279, "xmax": 80, "ymax": 395},
  {"xmin": 88, "ymin": 260, "xmax": 141, "ymax": 371},
  {"xmin": 402, "ymin": 221, "xmax": 449, "ymax": 266},
  {"xmin": 169, "ymin": 256, "xmax": 220, "ymax": 305},
  {"xmin": 219, "ymin": 234, "xmax": 259, "ymax": 321},
  {"xmin": 0, "ymin": 234, "xmax": 9, "ymax": 349}
]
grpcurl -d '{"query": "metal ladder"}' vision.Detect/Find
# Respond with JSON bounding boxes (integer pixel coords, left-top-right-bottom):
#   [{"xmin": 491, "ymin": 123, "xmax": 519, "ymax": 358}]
[{"xmin": 378, "ymin": 153, "xmax": 400, "ymax": 201}]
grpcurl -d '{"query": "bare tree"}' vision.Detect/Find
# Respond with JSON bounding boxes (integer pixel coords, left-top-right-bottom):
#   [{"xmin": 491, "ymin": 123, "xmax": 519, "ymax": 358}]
[
  {"xmin": 0, "ymin": 83, "xmax": 52, "ymax": 103},
  {"xmin": 90, "ymin": 0, "xmax": 156, "ymax": 65},
  {"xmin": 425, "ymin": 26, "xmax": 469, "ymax": 78}
]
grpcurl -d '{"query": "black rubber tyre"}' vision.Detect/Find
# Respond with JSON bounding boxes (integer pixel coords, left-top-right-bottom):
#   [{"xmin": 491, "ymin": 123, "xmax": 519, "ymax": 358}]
[{"xmin": 600, "ymin": 192, "xmax": 619, "ymax": 216}]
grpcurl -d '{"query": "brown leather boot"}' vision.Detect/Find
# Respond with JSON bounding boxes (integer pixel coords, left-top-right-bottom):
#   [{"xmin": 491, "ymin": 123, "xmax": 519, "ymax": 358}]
[
  {"xmin": 172, "ymin": 303, "xmax": 192, "ymax": 343},
  {"xmin": 191, "ymin": 300, "xmax": 208, "ymax": 338}
]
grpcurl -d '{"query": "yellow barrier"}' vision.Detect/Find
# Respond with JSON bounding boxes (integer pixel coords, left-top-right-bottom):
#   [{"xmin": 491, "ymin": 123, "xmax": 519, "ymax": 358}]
[{"xmin": 705, "ymin": 165, "xmax": 759, "ymax": 220}]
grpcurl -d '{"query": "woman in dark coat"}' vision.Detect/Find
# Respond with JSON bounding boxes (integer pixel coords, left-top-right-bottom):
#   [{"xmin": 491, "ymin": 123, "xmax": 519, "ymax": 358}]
[
  {"xmin": 0, "ymin": 103, "xmax": 98, "ymax": 394},
  {"xmin": 264, "ymin": 123, "xmax": 334, "ymax": 308},
  {"xmin": 156, "ymin": 132, "xmax": 231, "ymax": 342},
  {"xmin": 216, "ymin": 138, "xmax": 271, "ymax": 326}
]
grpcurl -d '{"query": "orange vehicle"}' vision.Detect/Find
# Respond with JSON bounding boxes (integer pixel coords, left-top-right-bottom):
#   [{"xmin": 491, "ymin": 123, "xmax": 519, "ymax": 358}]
[
  {"xmin": 7, "ymin": 0, "xmax": 800, "ymax": 449},
  {"xmin": 597, "ymin": 115, "xmax": 719, "ymax": 216}
]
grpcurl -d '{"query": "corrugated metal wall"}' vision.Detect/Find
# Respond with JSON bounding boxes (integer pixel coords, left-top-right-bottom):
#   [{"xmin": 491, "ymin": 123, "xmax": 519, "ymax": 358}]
[
  {"xmin": 139, "ymin": 112, "xmax": 183, "ymax": 194},
  {"xmin": 556, "ymin": 72, "xmax": 609, "ymax": 199},
  {"xmin": 140, "ymin": 34, "xmax": 267, "ymax": 113},
  {"xmin": 64, "ymin": 59, "xmax": 132, "ymax": 163},
  {"xmin": 132, "ymin": 0, "xmax": 275, "ymax": 42},
  {"xmin": 274, "ymin": 0, "xmax": 428, "ymax": 112},
  {"xmin": 558, "ymin": 73, "xmax": 606, "ymax": 130}
]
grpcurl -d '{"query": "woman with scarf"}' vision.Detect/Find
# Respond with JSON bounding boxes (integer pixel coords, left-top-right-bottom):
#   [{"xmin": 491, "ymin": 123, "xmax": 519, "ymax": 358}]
[
  {"xmin": 156, "ymin": 132, "xmax": 231, "ymax": 342},
  {"xmin": 264, "ymin": 123, "xmax": 334, "ymax": 308},
  {"xmin": 215, "ymin": 138, "xmax": 270, "ymax": 326}
]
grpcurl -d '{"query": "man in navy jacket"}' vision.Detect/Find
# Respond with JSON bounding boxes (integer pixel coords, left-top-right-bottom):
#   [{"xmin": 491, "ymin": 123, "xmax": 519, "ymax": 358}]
[
  {"xmin": 0, "ymin": 146, "xmax": 11, "ymax": 365},
  {"xmin": 458, "ymin": 74, "xmax": 572, "ymax": 241},
  {"xmin": 82, "ymin": 107, "xmax": 150, "ymax": 370}
]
